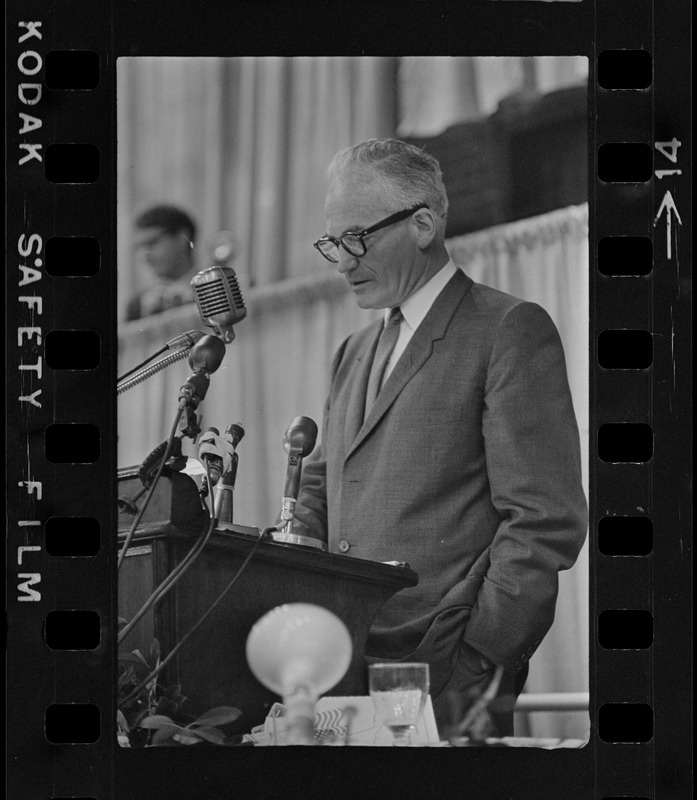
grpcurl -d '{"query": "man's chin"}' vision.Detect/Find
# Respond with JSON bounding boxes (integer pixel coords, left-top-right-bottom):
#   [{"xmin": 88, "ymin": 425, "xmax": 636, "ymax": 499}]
[{"xmin": 351, "ymin": 283, "xmax": 382, "ymax": 310}]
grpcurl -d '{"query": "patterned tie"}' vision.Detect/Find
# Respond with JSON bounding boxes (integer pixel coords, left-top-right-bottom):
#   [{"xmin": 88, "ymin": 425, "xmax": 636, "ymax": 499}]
[{"xmin": 365, "ymin": 307, "xmax": 403, "ymax": 417}]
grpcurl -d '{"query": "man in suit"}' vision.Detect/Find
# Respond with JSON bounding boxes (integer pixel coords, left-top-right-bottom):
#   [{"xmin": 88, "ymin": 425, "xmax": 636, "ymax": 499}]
[{"xmin": 294, "ymin": 138, "xmax": 588, "ymax": 735}]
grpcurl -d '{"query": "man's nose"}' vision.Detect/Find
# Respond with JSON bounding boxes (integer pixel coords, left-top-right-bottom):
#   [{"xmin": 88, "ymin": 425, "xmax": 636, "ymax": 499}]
[{"xmin": 336, "ymin": 249, "xmax": 359, "ymax": 274}]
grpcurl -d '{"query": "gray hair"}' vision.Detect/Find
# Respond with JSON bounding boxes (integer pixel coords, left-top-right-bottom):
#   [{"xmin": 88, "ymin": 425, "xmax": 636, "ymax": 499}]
[{"xmin": 327, "ymin": 138, "xmax": 449, "ymax": 225}]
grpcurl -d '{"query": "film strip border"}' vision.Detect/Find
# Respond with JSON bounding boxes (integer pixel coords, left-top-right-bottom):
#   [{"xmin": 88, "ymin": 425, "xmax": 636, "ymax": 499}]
[
  {"xmin": 5, "ymin": 1, "xmax": 691, "ymax": 798},
  {"xmin": 7, "ymin": 4, "xmax": 117, "ymax": 798},
  {"xmin": 594, "ymin": 2, "xmax": 691, "ymax": 798}
]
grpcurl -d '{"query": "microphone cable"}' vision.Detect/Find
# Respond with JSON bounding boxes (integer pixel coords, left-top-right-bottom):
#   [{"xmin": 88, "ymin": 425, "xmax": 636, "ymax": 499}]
[
  {"xmin": 117, "ymin": 459, "xmax": 217, "ymax": 645},
  {"xmin": 117, "ymin": 404, "xmax": 185, "ymax": 572},
  {"xmin": 118, "ymin": 526, "xmax": 270, "ymax": 709},
  {"xmin": 117, "ymin": 345, "xmax": 168, "ymax": 384},
  {"xmin": 118, "ymin": 330, "xmax": 205, "ymax": 384}
]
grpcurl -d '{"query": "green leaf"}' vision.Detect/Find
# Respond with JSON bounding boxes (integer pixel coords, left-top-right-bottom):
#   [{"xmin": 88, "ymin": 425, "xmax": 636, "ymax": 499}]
[
  {"xmin": 189, "ymin": 706, "xmax": 241, "ymax": 728},
  {"xmin": 151, "ymin": 723, "xmax": 184, "ymax": 745},
  {"xmin": 118, "ymin": 666, "xmax": 136, "ymax": 688},
  {"xmin": 131, "ymin": 709, "xmax": 152, "ymax": 728},
  {"xmin": 119, "ymin": 652, "xmax": 146, "ymax": 665},
  {"xmin": 173, "ymin": 731, "xmax": 203, "ymax": 745},
  {"xmin": 150, "ymin": 639, "xmax": 161, "ymax": 662},
  {"xmin": 139, "ymin": 714, "xmax": 177, "ymax": 730},
  {"xmin": 116, "ymin": 710, "xmax": 130, "ymax": 733},
  {"xmin": 186, "ymin": 726, "xmax": 225, "ymax": 745}
]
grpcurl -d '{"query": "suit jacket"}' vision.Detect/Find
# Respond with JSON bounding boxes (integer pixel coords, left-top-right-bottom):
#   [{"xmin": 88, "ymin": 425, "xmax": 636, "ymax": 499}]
[{"xmin": 294, "ymin": 269, "xmax": 587, "ymax": 694}]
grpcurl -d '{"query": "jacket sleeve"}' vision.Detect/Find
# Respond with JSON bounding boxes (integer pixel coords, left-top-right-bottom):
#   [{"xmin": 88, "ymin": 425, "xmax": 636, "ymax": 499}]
[{"xmin": 463, "ymin": 301, "xmax": 588, "ymax": 671}]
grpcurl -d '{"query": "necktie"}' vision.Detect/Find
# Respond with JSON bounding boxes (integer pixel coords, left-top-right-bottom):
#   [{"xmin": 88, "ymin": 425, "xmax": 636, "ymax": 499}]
[{"xmin": 365, "ymin": 307, "xmax": 403, "ymax": 417}]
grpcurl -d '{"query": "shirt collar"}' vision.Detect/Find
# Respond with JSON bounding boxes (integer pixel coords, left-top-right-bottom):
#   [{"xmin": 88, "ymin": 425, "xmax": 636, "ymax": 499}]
[{"xmin": 384, "ymin": 259, "xmax": 458, "ymax": 331}]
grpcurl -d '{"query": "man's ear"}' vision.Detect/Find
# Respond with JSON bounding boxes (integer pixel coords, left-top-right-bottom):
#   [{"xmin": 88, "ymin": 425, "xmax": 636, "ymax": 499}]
[{"xmin": 411, "ymin": 207, "xmax": 438, "ymax": 249}]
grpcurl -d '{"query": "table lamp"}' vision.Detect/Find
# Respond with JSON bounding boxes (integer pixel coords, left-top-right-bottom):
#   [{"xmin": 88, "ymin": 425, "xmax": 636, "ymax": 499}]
[{"xmin": 246, "ymin": 603, "xmax": 353, "ymax": 745}]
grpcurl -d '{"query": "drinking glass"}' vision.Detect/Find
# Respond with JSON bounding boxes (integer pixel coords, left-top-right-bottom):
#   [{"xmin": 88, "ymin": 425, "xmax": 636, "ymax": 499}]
[{"xmin": 368, "ymin": 662, "xmax": 430, "ymax": 746}]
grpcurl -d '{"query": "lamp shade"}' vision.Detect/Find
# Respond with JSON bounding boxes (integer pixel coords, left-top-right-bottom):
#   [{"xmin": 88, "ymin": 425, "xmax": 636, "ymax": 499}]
[{"xmin": 246, "ymin": 603, "xmax": 352, "ymax": 698}]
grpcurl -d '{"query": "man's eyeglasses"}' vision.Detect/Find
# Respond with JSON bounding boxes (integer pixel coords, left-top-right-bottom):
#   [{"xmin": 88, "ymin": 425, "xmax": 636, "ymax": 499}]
[{"xmin": 313, "ymin": 204, "xmax": 428, "ymax": 263}]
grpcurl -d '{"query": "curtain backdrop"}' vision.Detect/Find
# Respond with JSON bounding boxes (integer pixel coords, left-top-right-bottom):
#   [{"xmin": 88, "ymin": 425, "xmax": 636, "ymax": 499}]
[
  {"xmin": 117, "ymin": 56, "xmax": 398, "ymax": 318},
  {"xmin": 118, "ymin": 203, "xmax": 589, "ymax": 739},
  {"xmin": 397, "ymin": 56, "xmax": 588, "ymax": 137},
  {"xmin": 118, "ymin": 56, "xmax": 586, "ymax": 316}
]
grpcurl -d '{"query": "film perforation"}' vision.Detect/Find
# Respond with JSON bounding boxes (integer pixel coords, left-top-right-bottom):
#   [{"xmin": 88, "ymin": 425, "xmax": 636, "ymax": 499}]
[
  {"xmin": 44, "ymin": 517, "xmax": 101, "ymax": 558},
  {"xmin": 45, "ymin": 50, "xmax": 100, "ymax": 91},
  {"xmin": 45, "ymin": 330, "xmax": 101, "ymax": 371},
  {"xmin": 597, "ymin": 49, "xmax": 653, "ymax": 91},
  {"xmin": 597, "ymin": 609, "xmax": 654, "ymax": 650},
  {"xmin": 597, "ymin": 237, "xmax": 653, "ymax": 276},
  {"xmin": 598, "ymin": 702, "xmax": 654, "ymax": 744},
  {"xmin": 45, "ymin": 703, "xmax": 101, "ymax": 745},
  {"xmin": 597, "ymin": 143, "xmax": 654, "ymax": 183},
  {"xmin": 44, "ymin": 609, "xmax": 101, "ymax": 651},
  {"xmin": 597, "ymin": 423, "xmax": 653, "ymax": 463},
  {"xmin": 597, "ymin": 329, "xmax": 653, "ymax": 369},
  {"xmin": 45, "ymin": 237, "xmax": 101, "ymax": 278},
  {"xmin": 45, "ymin": 423, "xmax": 100, "ymax": 464},
  {"xmin": 597, "ymin": 516, "xmax": 653, "ymax": 557},
  {"xmin": 45, "ymin": 143, "xmax": 100, "ymax": 184}
]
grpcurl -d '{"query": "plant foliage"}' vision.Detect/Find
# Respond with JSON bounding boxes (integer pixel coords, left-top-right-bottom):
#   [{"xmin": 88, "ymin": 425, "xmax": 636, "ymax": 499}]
[{"xmin": 117, "ymin": 622, "xmax": 241, "ymax": 747}]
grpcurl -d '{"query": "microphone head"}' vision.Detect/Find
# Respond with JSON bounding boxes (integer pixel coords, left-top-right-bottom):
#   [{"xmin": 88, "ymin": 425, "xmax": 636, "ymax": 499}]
[
  {"xmin": 199, "ymin": 427, "xmax": 235, "ymax": 476},
  {"xmin": 187, "ymin": 334, "xmax": 226, "ymax": 374},
  {"xmin": 191, "ymin": 265, "xmax": 247, "ymax": 343},
  {"xmin": 283, "ymin": 416, "xmax": 318, "ymax": 458},
  {"xmin": 225, "ymin": 423, "xmax": 245, "ymax": 449}
]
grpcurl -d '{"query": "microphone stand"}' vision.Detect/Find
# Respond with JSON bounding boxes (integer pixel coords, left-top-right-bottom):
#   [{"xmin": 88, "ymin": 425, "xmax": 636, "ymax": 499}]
[
  {"xmin": 117, "ymin": 346, "xmax": 193, "ymax": 395},
  {"xmin": 118, "ymin": 330, "xmax": 206, "ymax": 391}
]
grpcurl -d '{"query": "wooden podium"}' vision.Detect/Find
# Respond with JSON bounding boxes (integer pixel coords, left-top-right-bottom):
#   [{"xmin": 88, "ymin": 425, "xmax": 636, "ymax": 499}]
[{"xmin": 117, "ymin": 468, "xmax": 418, "ymax": 733}]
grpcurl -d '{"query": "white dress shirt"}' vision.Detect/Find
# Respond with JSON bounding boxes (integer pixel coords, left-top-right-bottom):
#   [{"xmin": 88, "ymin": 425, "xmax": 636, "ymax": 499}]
[{"xmin": 381, "ymin": 259, "xmax": 459, "ymax": 386}]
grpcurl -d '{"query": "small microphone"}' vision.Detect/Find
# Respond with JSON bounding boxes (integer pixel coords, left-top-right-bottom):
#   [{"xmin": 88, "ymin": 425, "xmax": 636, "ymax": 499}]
[
  {"xmin": 213, "ymin": 422, "xmax": 245, "ymax": 529},
  {"xmin": 191, "ymin": 265, "xmax": 247, "ymax": 343},
  {"xmin": 283, "ymin": 416, "xmax": 318, "ymax": 500},
  {"xmin": 224, "ymin": 422, "xmax": 245, "ymax": 451},
  {"xmin": 178, "ymin": 334, "xmax": 226, "ymax": 409},
  {"xmin": 271, "ymin": 416, "xmax": 325, "ymax": 551}
]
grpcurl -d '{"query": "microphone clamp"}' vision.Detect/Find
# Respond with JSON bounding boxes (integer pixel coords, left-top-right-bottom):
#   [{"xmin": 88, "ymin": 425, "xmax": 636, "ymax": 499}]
[
  {"xmin": 178, "ymin": 371, "xmax": 211, "ymax": 409},
  {"xmin": 271, "ymin": 496, "xmax": 327, "ymax": 551},
  {"xmin": 279, "ymin": 496, "xmax": 296, "ymax": 524}
]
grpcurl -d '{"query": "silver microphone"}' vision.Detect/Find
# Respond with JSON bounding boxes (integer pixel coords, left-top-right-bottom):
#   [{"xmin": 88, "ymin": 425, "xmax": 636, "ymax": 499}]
[{"xmin": 190, "ymin": 265, "xmax": 247, "ymax": 343}]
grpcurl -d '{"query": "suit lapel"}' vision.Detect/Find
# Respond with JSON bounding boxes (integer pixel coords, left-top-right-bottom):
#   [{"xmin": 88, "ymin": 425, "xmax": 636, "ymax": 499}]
[{"xmin": 346, "ymin": 269, "xmax": 472, "ymax": 459}]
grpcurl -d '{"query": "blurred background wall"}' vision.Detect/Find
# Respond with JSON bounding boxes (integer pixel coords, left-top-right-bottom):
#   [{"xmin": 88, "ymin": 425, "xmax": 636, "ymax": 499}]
[{"xmin": 117, "ymin": 56, "xmax": 589, "ymax": 740}]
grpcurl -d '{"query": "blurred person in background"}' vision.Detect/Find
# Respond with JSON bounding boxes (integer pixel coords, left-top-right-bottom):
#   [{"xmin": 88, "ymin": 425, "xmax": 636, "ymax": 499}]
[{"xmin": 126, "ymin": 204, "xmax": 198, "ymax": 322}]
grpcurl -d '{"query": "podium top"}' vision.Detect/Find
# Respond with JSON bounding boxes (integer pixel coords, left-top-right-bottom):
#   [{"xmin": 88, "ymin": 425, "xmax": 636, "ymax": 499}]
[{"xmin": 117, "ymin": 466, "xmax": 418, "ymax": 591}]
